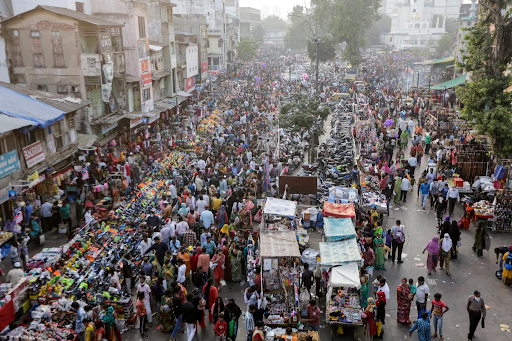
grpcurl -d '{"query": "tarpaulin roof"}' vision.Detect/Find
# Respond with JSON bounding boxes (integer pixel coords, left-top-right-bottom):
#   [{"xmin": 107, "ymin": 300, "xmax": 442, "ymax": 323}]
[
  {"xmin": 0, "ymin": 114, "xmax": 34, "ymax": 133},
  {"xmin": 328, "ymin": 263, "xmax": 361, "ymax": 289},
  {"xmin": 322, "ymin": 202, "xmax": 356, "ymax": 218},
  {"xmin": 0, "ymin": 85, "xmax": 66, "ymax": 128},
  {"xmin": 260, "ymin": 231, "xmax": 301, "ymax": 258},
  {"xmin": 430, "ymin": 74, "xmax": 467, "ymax": 90},
  {"xmin": 324, "ymin": 218, "xmax": 357, "ymax": 242},
  {"xmin": 264, "ymin": 197, "xmax": 298, "ymax": 217},
  {"xmin": 319, "ymin": 239, "xmax": 361, "ymax": 268}
]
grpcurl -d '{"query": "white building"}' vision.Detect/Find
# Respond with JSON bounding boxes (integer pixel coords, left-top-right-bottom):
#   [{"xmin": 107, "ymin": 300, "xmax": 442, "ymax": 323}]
[
  {"xmin": 381, "ymin": 0, "xmax": 462, "ymax": 49},
  {"xmin": 454, "ymin": 0, "xmax": 478, "ymax": 63}
]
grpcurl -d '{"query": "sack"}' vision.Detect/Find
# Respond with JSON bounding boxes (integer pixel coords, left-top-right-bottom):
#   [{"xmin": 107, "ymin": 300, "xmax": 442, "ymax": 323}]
[
  {"xmin": 367, "ymin": 266, "xmax": 374, "ymax": 277},
  {"xmin": 457, "ymin": 220, "xmax": 464, "ymax": 229},
  {"xmin": 58, "ymin": 223, "xmax": 68, "ymax": 234},
  {"xmin": 431, "ymin": 254, "xmax": 438, "ymax": 263},
  {"xmin": 39, "ymin": 234, "xmax": 45, "ymax": 244},
  {"xmin": 395, "ymin": 226, "xmax": 405, "ymax": 243},
  {"xmin": 504, "ymin": 253, "xmax": 512, "ymax": 270},
  {"xmin": 13, "ymin": 225, "xmax": 22, "ymax": 234},
  {"xmin": 495, "ymin": 270, "xmax": 502, "ymax": 280},
  {"xmin": 210, "ymin": 261, "xmax": 217, "ymax": 270}
]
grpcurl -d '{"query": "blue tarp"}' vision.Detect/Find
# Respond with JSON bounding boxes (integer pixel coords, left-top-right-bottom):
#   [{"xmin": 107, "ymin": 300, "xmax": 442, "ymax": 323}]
[
  {"xmin": 323, "ymin": 218, "xmax": 357, "ymax": 242},
  {"xmin": 0, "ymin": 86, "xmax": 66, "ymax": 128}
]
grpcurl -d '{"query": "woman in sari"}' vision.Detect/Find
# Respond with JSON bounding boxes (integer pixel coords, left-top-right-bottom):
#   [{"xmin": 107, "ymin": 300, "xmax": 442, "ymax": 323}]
[
  {"xmin": 203, "ymin": 279, "xmax": 218, "ymax": 323},
  {"xmin": 102, "ymin": 306, "xmax": 122, "ymax": 341},
  {"xmin": 397, "ymin": 277, "xmax": 412, "ymax": 325},
  {"xmin": 159, "ymin": 291, "xmax": 175, "ymax": 333},
  {"xmin": 230, "ymin": 244, "xmax": 244, "ymax": 282},
  {"xmin": 211, "ymin": 297, "xmax": 225, "ymax": 324},
  {"xmin": 360, "ymin": 269, "xmax": 370, "ymax": 308},
  {"xmin": 222, "ymin": 241, "xmax": 231, "ymax": 281},
  {"xmin": 423, "ymin": 235, "xmax": 440, "ymax": 275},
  {"xmin": 161, "ymin": 258, "xmax": 174, "ymax": 290},
  {"xmin": 373, "ymin": 232, "xmax": 385, "ymax": 270},
  {"xmin": 394, "ymin": 176, "xmax": 402, "ymax": 204},
  {"xmin": 462, "ymin": 203, "xmax": 476, "ymax": 230},
  {"xmin": 364, "ymin": 298, "xmax": 377, "ymax": 341},
  {"xmin": 212, "ymin": 249, "xmax": 226, "ymax": 288},
  {"xmin": 217, "ymin": 205, "xmax": 228, "ymax": 228}
]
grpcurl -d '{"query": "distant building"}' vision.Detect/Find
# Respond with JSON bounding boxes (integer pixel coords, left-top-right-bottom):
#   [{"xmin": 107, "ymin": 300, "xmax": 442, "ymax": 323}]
[
  {"xmin": 240, "ymin": 7, "xmax": 261, "ymax": 38},
  {"xmin": 454, "ymin": 0, "xmax": 478, "ymax": 63}
]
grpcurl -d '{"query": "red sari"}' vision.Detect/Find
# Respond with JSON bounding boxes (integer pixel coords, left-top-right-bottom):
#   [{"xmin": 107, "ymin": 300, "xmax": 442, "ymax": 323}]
[
  {"xmin": 212, "ymin": 253, "xmax": 225, "ymax": 287},
  {"xmin": 203, "ymin": 284, "xmax": 219, "ymax": 323},
  {"xmin": 223, "ymin": 246, "xmax": 231, "ymax": 281},
  {"xmin": 396, "ymin": 284, "xmax": 411, "ymax": 324}
]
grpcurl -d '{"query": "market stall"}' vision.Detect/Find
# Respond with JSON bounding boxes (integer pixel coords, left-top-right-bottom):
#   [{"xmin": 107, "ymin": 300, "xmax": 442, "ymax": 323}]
[
  {"xmin": 323, "ymin": 218, "xmax": 357, "ymax": 242},
  {"xmin": 319, "ymin": 239, "xmax": 362, "ymax": 269},
  {"xmin": 322, "ymin": 202, "xmax": 356, "ymax": 219},
  {"xmin": 261, "ymin": 197, "xmax": 299, "ymax": 231},
  {"xmin": 326, "ymin": 263, "xmax": 364, "ymax": 340},
  {"xmin": 259, "ymin": 231, "xmax": 302, "ymax": 327}
]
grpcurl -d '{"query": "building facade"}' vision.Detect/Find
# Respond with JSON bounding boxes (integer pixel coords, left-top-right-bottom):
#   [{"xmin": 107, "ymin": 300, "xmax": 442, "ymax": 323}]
[
  {"xmin": 174, "ymin": 14, "xmax": 208, "ymax": 84},
  {"xmin": 239, "ymin": 7, "xmax": 260, "ymax": 38},
  {"xmin": 454, "ymin": 0, "xmax": 478, "ymax": 64}
]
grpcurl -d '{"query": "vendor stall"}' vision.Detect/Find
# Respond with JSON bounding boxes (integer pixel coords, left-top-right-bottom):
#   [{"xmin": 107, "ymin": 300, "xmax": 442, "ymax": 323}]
[
  {"xmin": 326, "ymin": 263, "xmax": 364, "ymax": 340},
  {"xmin": 259, "ymin": 231, "xmax": 302, "ymax": 327},
  {"xmin": 322, "ymin": 202, "xmax": 356, "ymax": 219},
  {"xmin": 323, "ymin": 218, "xmax": 357, "ymax": 242},
  {"xmin": 319, "ymin": 239, "xmax": 362, "ymax": 269},
  {"xmin": 262, "ymin": 197, "xmax": 299, "ymax": 230}
]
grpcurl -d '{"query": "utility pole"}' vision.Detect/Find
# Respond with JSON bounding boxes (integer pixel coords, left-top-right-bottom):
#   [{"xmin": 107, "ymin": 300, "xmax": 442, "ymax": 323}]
[{"xmin": 311, "ymin": 19, "xmax": 323, "ymax": 97}]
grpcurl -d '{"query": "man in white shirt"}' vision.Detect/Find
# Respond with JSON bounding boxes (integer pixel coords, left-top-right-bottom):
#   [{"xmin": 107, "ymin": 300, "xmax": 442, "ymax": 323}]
[
  {"xmin": 415, "ymin": 276, "xmax": 430, "ymax": 313},
  {"xmin": 138, "ymin": 234, "xmax": 154, "ymax": 255},
  {"xmin": 160, "ymin": 222, "xmax": 172, "ymax": 246},
  {"xmin": 408, "ymin": 155, "xmax": 418, "ymax": 175},
  {"xmin": 447, "ymin": 186, "xmax": 460, "ymax": 216},
  {"xmin": 176, "ymin": 217, "xmax": 189, "ymax": 243},
  {"xmin": 197, "ymin": 159, "xmax": 206, "ymax": 170},
  {"xmin": 437, "ymin": 147, "xmax": 443, "ymax": 169},
  {"xmin": 196, "ymin": 195, "xmax": 208, "ymax": 216},
  {"xmin": 400, "ymin": 176, "xmax": 411, "ymax": 202},
  {"xmin": 137, "ymin": 277, "xmax": 153, "ymax": 323},
  {"xmin": 426, "ymin": 169, "xmax": 436, "ymax": 184},
  {"xmin": 177, "ymin": 258, "xmax": 187, "ymax": 284},
  {"xmin": 378, "ymin": 278, "xmax": 390, "ymax": 301},
  {"xmin": 195, "ymin": 175, "xmax": 204, "ymax": 193}
]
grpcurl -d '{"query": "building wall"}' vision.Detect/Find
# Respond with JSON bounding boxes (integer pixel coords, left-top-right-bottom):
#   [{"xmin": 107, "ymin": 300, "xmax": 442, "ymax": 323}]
[
  {"xmin": 10, "ymin": 0, "xmax": 92, "ymax": 15},
  {"xmin": 0, "ymin": 38, "xmax": 10, "ymax": 83}
]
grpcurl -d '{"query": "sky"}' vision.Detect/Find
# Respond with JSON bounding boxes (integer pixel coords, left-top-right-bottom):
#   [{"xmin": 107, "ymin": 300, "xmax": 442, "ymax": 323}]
[{"xmin": 239, "ymin": 0, "xmax": 310, "ymax": 20}]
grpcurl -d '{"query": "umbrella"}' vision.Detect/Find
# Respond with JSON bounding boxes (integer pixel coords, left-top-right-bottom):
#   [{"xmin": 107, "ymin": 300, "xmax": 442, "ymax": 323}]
[{"xmin": 383, "ymin": 119, "xmax": 394, "ymax": 127}]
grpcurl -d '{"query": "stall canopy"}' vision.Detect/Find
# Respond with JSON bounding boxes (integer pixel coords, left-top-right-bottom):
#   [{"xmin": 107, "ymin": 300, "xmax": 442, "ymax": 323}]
[
  {"xmin": 0, "ymin": 113, "xmax": 34, "ymax": 133},
  {"xmin": 263, "ymin": 197, "xmax": 297, "ymax": 217},
  {"xmin": 324, "ymin": 218, "xmax": 357, "ymax": 242},
  {"xmin": 328, "ymin": 263, "xmax": 361, "ymax": 289},
  {"xmin": 322, "ymin": 202, "xmax": 356, "ymax": 218},
  {"xmin": 260, "ymin": 231, "xmax": 301, "ymax": 258},
  {"xmin": 319, "ymin": 239, "xmax": 362, "ymax": 268},
  {"xmin": 430, "ymin": 74, "xmax": 467, "ymax": 90}
]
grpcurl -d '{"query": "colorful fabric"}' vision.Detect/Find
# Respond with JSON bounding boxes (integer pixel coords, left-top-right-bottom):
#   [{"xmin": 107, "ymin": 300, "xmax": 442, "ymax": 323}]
[
  {"xmin": 409, "ymin": 318, "xmax": 432, "ymax": 341},
  {"xmin": 397, "ymin": 284, "xmax": 411, "ymax": 324},
  {"xmin": 373, "ymin": 237, "xmax": 385, "ymax": 270}
]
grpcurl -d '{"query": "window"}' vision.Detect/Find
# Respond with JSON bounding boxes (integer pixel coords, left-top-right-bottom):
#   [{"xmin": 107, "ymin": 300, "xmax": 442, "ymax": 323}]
[
  {"xmin": 10, "ymin": 30, "xmax": 23, "ymax": 67},
  {"xmin": 413, "ymin": 9, "xmax": 416, "ymax": 12},
  {"xmin": 51, "ymin": 121, "xmax": 64, "ymax": 151},
  {"xmin": 52, "ymin": 31, "xmax": 65, "ymax": 67},
  {"xmin": 142, "ymin": 88, "xmax": 151, "ymax": 102},
  {"xmin": 67, "ymin": 113, "xmax": 76, "ymax": 130},
  {"xmin": 75, "ymin": 2, "xmax": 84, "ymax": 12},
  {"xmin": 32, "ymin": 84, "xmax": 48, "ymax": 92},
  {"xmin": 31, "ymin": 31, "xmax": 45, "ymax": 67},
  {"xmin": 0, "ymin": 134, "xmax": 17, "ymax": 155},
  {"xmin": 138, "ymin": 16, "xmax": 146, "ymax": 38},
  {"xmin": 57, "ymin": 86, "xmax": 68, "ymax": 95}
]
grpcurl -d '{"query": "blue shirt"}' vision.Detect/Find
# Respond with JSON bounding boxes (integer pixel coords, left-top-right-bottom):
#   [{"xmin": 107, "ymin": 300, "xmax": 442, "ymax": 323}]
[
  {"xmin": 409, "ymin": 318, "xmax": 431, "ymax": 341},
  {"xmin": 419, "ymin": 183, "xmax": 430, "ymax": 195},
  {"xmin": 24, "ymin": 205, "xmax": 33, "ymax": 221},
  {"xmin": 200, "ymin": 210, "xmax": 214, "ymax": 229},
  {"xmin": 203, "ymin": 241, "xmax": 216, "ymax": 256},
  {"xmin": 41, "ymin": 202, "xmax": 53, "ymax": 217},
  {"xmin": 75, "ymin": 307, "xmax": 87, "ymax": 333},
  {"xmin": 142, "ymin": 263, "xmax": 153, "ymax": 276},
  {"xmin": 169, "ymin": 239, "xmax": 181, "ymax": 253}
]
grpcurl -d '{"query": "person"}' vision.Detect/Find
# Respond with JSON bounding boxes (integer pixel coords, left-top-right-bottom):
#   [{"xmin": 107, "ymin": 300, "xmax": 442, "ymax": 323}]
[
  {"xmin": 136, "ymin": 292, "xmax": 150, "ymax": 338},
  {"xmin": 373, "ymin": 230, "xmax": 385, "ymax": 270},
  {"xmin": 397, "ymin": 277, "xmax": 412, "ymax": 325},
  {"xmin": 137, "ymin": 276, "xmax": 153, "ymax": 325},
  {"xmin": 415, "ymin": 276, "xmax": 429, "ymax": 315},
  {"xmin": 501, "ymin": 246, "xmax": 512, "ymax": 285},
  {"xmin": 83, "ymin": 318, "xmax": 95, "ymax": 341},
  {"xmin": 378, "ymin": 278, "xmax": 390, "ymax": 301},
  {"xmin": 109, "ymin": 268, "xmax": 121, "ymax": 291},
  {"xmin": 230, "ymin": 245, "xmax": 244, "ymax": 283},
  {"xmin": 203, "ymin": 279, "xmax": 219, "ymax": 323},
  {"xmin": 224, "ymin": 299, "xmax": 242, "ymax": 341},
  {"xmin": 431, "ymin": 293, "xmax": 449, "ymax": 341},
  {"xmin": 60, "ymin": 199, "xmax": 73, "ymax": 234},
  {"xmin": 462, "ymin": 203, "xmax": 476, "ymax": 230},
  {"xmin": 138, "ymin": 234, "xmax": 154, "ymax": 255},
  {"xmin": 364, "ymin": 242, "xmax": 375, "ymax": 267},
  {"xmin": 171, "ymin": 286, "xmax": 183, "ymax": 340},
  {"xmin": 467, "ymin": 290, "xmax": 486, "ymax": 341},
  {"xmin": 183, "ymin": 294, "xmax": 197, "ymax": 341},
  {"xmin": 72, "ymin": 301, "xmax": 87, "ymax": 341},
  {"xmin": 419, "ymin": 181, "xmax": 430, "ymax": 210},
  {"xmin": 144, "ymin": 236, "xmax": 168, "ymax": 268},
  {"xmin": 176, "ymin": 258, "xmax": 187, "ymax": 285},
  {"xmin": 245, "ymin": 304, "xmax": 256, "ymax": 341},
  {"xmin": 394, "ymin": 176, "xmax": 402, "ymax": 204},
  {"xmin": 351, "ymin": 165, "xmax": 359, "ymax": 185},
  {"xmin": 303, "ymin": 299, "xmax": 321, "ymax": 331},
  {"xmin": 423, "ymin": 236, "xmax": 440, "ymax": 275},
  {"xmin": 439, "ymin": 233, "xmax": 453, "ymax": 275},
  {"xmin": 375, "ymin": 291, "xmax": 386, "ymax": 334},
  {"xmin": 197, "ymin": 247, "xmax": 210, "ymax": 283},
  {"xmin": 448, "ymin": 221, "xmax": 461, "ymax": 260},
  {"xmin": 211, "ymin": 297, "xmax": 225, "ymax": 324},
  {"xmin": 409, "ymin": 311, "xmax": 431, "ymax": 341},
  {"xmin": 200, "ymin": 207, "xmax": 215, "ymax": 230},
  {"xmin": 122, "ymin": 258, "xmax": 132, "ymax": 293},
  {"xmin": 214, "ymin": 313, "xmax": 228, "ymax": 341},
  {"xmin": 159, "ymin": 290, "xmax": 175, "ymax": 333},
  {"xmin": 284, "ymin": 327, "xmax": 297, "ymax": 341},
  {"xmin": 211, "ymin": 248, "xmax": 225, "ymax": 287},
  {"xmin": 142, "ymin": 257, "xmax": 153, "ymax": 277},
  {"xmin": 302, "ymin": 263, "xmax": 314, "ymax": 294},
  {"xmin": 446, "ymin": 186, "xmax": 460, "ymax": 216},
  {"xmin": 7, "ymin": 262, "xmax": 24, "ymax": 284},
  {"xmin": 391, "ymin": 220, "xmax": 405, "ymax": 263},
  {"xmin": 41, "ymin": 199, "xmax": 53, "ymax": 232},
  {"xmin": 94, "ymin": 320, "xmax": 107, "ymax": 341},
  {"xmin": 252, "ymin": 320, "xmax": 265, "ymax": 341},
  {"xmin": 360, "ymin": 269, "xmax": 370, "ymax": 308},
  {"xmin": 473, "ymin": 222, "xmax": 485, "ymax": 257},
  {"xmin": 169, "ymin": 236, "xmax": 181, "ymax": 253},
  {"xmin": 364, "ymin": 297, "xmax": 377, "ymax": 340},
  {"xmin": 400, "ymin": 175, "xmax": 410, "ymax": 202}
]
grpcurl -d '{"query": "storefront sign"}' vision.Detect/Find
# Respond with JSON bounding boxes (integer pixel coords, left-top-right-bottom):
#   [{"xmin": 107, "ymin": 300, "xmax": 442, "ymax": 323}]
[
  {"xmin": 137, "ymin": 39, "xmax": 149, "ymax": 59},
  {"xmin": 141, "ymin": 59, "xmax": 149, "ymax": 73},
  {"xmin": 22, "ymin": 141, "xmax": 45, "ymax": 169},
  {"xmin": 130, "ymin": 117, "xmax": 143, "ymax": 128},
  {"xmin": 185, "ymin": 77, "xmax": 194, "ymax": 91},
  {"xmin": 0, "ymin": 150, "xmax": 20, "ymax": 180},
  {"xmin": 101, "ymin": 121, "xmax": 118, "ymax": 134},
  {"xmin": 0, "ymin": 187, "xmax": 11, "ymax": 204},
  {"xmin": 141, "ymin": 73, "xmax": 152, "ymax": 86},
  {"xmin": 8, "ymin": 190, "xmax": 17, "ymax": 200},
  {"xmin": 27, "ymin": 171, "xmax": 39, "ymax": 183},
  {"xmin": 81, "ymin": 54, "xmax": 101, "ymax": 76},
  {"xmin": 202, "ymin": 61, "xmax": 208, "ymax": 74},
  {"xmin": 14, "ymin": 207, "xmax": 23, "ymax": 224},
  {"xmin": 82, "ymin": 168, "xmax": 89, "ymax": 180}
]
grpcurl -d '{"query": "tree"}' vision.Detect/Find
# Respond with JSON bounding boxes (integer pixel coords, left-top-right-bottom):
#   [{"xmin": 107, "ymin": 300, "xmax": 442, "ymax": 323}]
[
  {"xmin": 311, "ymin": 0, "xmax": 380, "ymax": 66},
  {"xmin": 435, "ymin": 33, "xmax": 455, "ymax": 57},
  {"xmin": 251, "ymin": 23, "xmax": 265, "ymax": 39},
  {"xmin": 456, "ymin": 0, "xmax": 512, "ymax": 156},
  {"xmin": 364, "ymin": 14, "xmax": 392, "ymax": 46},
  {"xmin": 285, "ymin": 5, "xmax": 312, "ymax": 51},
  {"xmin": 307, "ymin": 36, "xmax": 336, "ymax": 63},
  {"xmin": 237, "ymin": 39, "xmax": 258, "ymax": 61}
]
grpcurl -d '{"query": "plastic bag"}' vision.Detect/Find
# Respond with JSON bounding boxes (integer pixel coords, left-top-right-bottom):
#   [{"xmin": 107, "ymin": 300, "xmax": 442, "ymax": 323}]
[{"xmin": 376, "ymin": 320, "xmax": 382, "ymax": 336}]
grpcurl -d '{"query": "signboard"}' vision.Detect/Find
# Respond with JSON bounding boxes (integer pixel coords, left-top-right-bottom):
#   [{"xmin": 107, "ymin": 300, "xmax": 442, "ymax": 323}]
[
  {"xmin": 81, "ymin": 54, "xmax": 101, "ymax": 76},
  {"xmin": 201, "ymin": 61, "xmax": 208, "ymax": 74},
  {"xmin": 137, "ymin": 38, "xmax": 149, "ymax": 59},
  {"xmin": 130, "ymin": 117, "xmax": 143, "ymax": 128},
  {"xmin": 82, "ymin": 168, "xmax": 89, "ymax": 180},
  {"xmin": 185, "ymin": 45, "xmax": 199, "ymax": 77},
  {"xmin": 27, "ymin": 171, "xmax": 39, "ymax": 183},
  {"xmin": 8, "ymin": 190, "xmax": 16, "ymax": 200},
  {"xmin": 141, "ymin": 59, "xmax": 149, "ymax": 73},
  {"xmin": 141, "ymin": 73, "xmax": 152, "ymax": 86},
  {"xmin": 102, "ymin": 121, "xmax": 118, "ymax": 134},
  {"xmin": 0, "ymin": 187, "xmax": 10, "ymax": 204},
  {"xmin": 185, "ymin": 77, "xmax": 194, "ymax": 92},
  {"xmin": 14, "ymin": 207, "xmax": 23, "ymax": 224},
  {"xmin": 99, "ymin": 32, "xmax": 113, "ymax": 60},
  {"xmin": 278, "ymin": 176, "xmax": 318, "ymax": 195},
  {"xmin": 0, "ymin": 150, "xmax": 20, "ymax": 179},
  {"xmin": 22, "ymin": 141, "xmax": 45, "ymax": 169}
]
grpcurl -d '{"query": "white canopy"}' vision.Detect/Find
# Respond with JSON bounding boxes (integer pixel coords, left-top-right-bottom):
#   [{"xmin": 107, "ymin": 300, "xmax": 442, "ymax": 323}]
[
  {"xmin": 263, "ymin": 197, "xmax": 297, "ymax": 217},
  {"xmin": 328, "ymin": 263, "xmax": 361, "ymax": 289}
]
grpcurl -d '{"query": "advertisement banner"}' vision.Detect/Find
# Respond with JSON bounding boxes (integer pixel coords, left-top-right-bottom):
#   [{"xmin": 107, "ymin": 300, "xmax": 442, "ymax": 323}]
[
  {"xmin": 185, "ymin": 77, "xmax": 194, "ymax": 91},
  {"xmin": 141, "ymin": 73, "xmax": 152, "ymax": 86},
  {"xmin": 102, "ymin": 121, "xmax": 118, "ymax": 134},
  {"xmin": 27, "ymin": 171, "xmax": 39, "ymax": 183},
  {"xmin": 81, "ymin": 54, "xmax": 101, "ymax": 76},
  {"xmin": 137, "ymin": 39, "xmax": 149, "ymax": 59},
  {"xmin": 201, "ymin": 61, "xmax": 208, "ymax": 74},
  {"xmin": 141, "ymin": 59, "xmax": 149, "ymax": 73},
  {"xmin": 0, "ymin": 150, "xmax": 20, "ymax": 180},
  {"xmin": 22, "ymin": 141, "xmax": 45, "ymax": 169},
  {"xmin": 82, "ymin": 168, "xmax": 89, "ymax": 180},
  {"xmin": 130, "ymin": 117, "xmax": 143, "ymax": 128},
  {"xmin": 14, "ymin": 207, "xmax": 23, "ymax": 224}
]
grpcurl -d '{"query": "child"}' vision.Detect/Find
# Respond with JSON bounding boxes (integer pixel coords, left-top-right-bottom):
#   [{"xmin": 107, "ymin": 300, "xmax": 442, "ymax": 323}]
[
  {"xmin": 408, "ymin": 278, "xmax": 417, "ymax": 300},
  {"xmin": 385, "ymin": 230, "xmax": 393, "ymax": 260},
  {"xmin": 373, "ymin": 275, "xmax": 382, "ymax": 297},
  {"xmin": 136, "ymin": 292, "xmax": 149, "ymax": 338},
  {"xmin": 214, "ymin": 313, "xmax": 228, "ymax": 341}
]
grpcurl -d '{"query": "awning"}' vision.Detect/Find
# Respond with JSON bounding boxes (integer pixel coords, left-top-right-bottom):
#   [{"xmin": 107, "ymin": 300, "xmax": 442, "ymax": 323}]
[
  {"xmin": 92, "ymin": 112, "xmax": 125, "ymax": 125},
  {"xmin": 319, "ymin": 239, "xmax": 362, "ymax": 268},
  {"xmin": 263, "ymin": 197, "xmax": 297, "ymax": 217},
  {"xmin": 125, "ymin": 75, "xmax": 139, "ymax": 83},
  {"xmin": 155, "ymin": 101, "xmax": 176, "ymax": 110},
  {"xmin": 97, "ymin": 132, "xmax": 116, "ymax": 146},
  {"xmin": 0, "ymin": 84, "xmax": 66, "ymax": 128},
  {"xmin": 77, "ymin": 133, "xmax": 98, "ymax": 148},
  {"xmin": 259, "ymin": 231, "xmax": 301, "ymax": 258},
  {"xmin": 430, "ymin": 74, "xmax": 467, "ymax": 90},
  {"xmin": 177, "ymin": 96, "xmax": 189, "ymax": 104},
  {"xmin": 125, "ymin": 112, "xmax": 145, "ymax": 120},
  {"xmin": 145, "ymin": 111, "xmax": 159, "ymax": 124},
  {"xmin": 176, "ymin": 91, "xmax": 192, "ymax": 97},
  {"xmin": 328, "ymin": 263, "xmax": 361, "ymax": 289},
  {"xmin": 0, "ymin": 114, "xmax": 34, "ymax": 133},
  {"xmin": 152, "ymin": 69, "xmax": 171, "ymax": 80},
  {"xmin": 149, "ymin": 45, "xmax": 163, "ymax": 52},
  {"xmin": 324, "ymin": 218, "xmax": 357, "ymax": 242}
]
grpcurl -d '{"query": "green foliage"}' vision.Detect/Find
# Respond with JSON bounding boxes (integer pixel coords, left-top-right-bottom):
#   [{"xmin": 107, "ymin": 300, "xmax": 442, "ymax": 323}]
[
  {"xmin": 285, "ymin": 6, "xmax": 312, "ymax": 51},
  {"xmin": 311, "ymin": 0, "xmax": 380, "ymax": 66},
  {"xmin": 364, "ymin": 14, "xmax": 391, "ymax": 46},
  {"xmin": 307, "ymin": 37, "xmax": 336, "ymax": 63},
  {"xmin": 251, "ymin": 24, "xmax": 265, "ymax": 39},
  {"xmin": 261, "ymin": 15, "xmax": 288, "ymax": 31},
  {"xmin": 435, "ymin": 33, "xmax": 455, "ymax": 57},
  {"xmin": 279, "ymin": 94, "xmax": 330, "ymax": 136},
  {"xmin": 456, "ymin": 0, "xmax": 512, "ymax": 156},
  {"xmin": 237, "ymin": 39, "xmax": 259, "ymax": 61}
]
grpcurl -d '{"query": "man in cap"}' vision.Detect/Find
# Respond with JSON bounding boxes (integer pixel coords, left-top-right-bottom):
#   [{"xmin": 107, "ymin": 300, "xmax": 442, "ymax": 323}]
[
  {"xmin": 467, "ymin": 290, "xmax": 486, "ymax": 341},
  {"xmin": 7, "ymin": 262, "xmax": 24, "ymax": 284}
]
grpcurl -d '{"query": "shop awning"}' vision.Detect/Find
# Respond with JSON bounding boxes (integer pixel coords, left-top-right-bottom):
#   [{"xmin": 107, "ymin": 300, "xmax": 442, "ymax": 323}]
[
  {"xmin": 263, "ymin": 197, "xmax": 297, "ymax": 217},
  {"xmin": 324, "ymin": 218, "xmax": 357, "ymax": 242},
  {"xmin": 177, "ymin": 91, "xmax": 192, "ymax": 97},
  {"xmin": 77, "ymin": 133, "xmax": 98, "ymax": 148},
  {"xmin": 97, "ymin": 132, "xmax": 116, "ymax": 146},
  {"xmin": 430, "ymin": 74, "xmax": 467, "ymax": 90},
  {"xmin": 319, "ymin": 239, "xmax": 362, "ymax": 268},
  {"xmin": 259, "ymin": 231, "xmax": 301, "ymax": 258},
  {"xmin": 92, "ymin": 112, "xmax": 125, "ymax": 125},
  {"xmin": 125, "ymin": 112, "xmax": 145, "ymax": 120},
  {"xmin": 155, "ymin": 100, "xmax": 176, "ymax": 110},
  {"xmin": 145, "ymin": 111, "xmax": 159, "ymax": 124},
  {"xmin": 0, "ymin": 113, "xmax": 34, "ymax": 133},
  {"xmin": 328, "ymin": 263, "xmax": 361, "ymax": 289},
  {"xmin": 152, "ymin": 69, "xmax": 171, "ymax": 80},
  {"xmin": 125, "ymin": 75, "xmax": 139, "ymax": 83}
]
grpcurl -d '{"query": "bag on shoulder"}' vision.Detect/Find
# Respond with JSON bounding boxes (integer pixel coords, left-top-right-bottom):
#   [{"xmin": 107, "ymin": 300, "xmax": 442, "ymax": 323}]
[
  {"xmin": 395, "ymin": 226, "xmax": 405, "ymax": 243},
  {"xmin": 505, "ymin": 253, "xmax": 512, "ymax": 271}
]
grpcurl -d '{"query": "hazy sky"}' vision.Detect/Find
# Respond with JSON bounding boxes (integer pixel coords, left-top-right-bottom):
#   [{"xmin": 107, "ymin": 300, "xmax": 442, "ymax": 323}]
[{"xmin": 239, "ymin": 0, "xmax": 311, "ymax": 19}]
